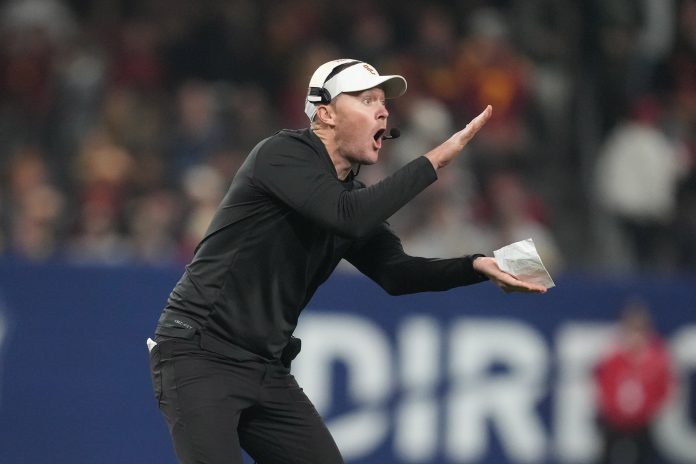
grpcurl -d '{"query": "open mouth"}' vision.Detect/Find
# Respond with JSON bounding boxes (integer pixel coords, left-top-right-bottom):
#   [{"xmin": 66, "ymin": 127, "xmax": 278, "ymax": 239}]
[{"xmin": 373, "ymin": 128, "xmax": 386, "ymax": 141}]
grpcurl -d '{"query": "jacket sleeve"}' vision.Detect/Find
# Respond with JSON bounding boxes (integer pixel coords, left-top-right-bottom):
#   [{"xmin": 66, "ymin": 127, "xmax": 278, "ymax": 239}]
[
  {"xmin": 344, "ymin": 223, "xmax": 489, "ymax": 295},
  {"xmin": 252, "ymin": 138, "xmax": 438, "ymax": 239}
]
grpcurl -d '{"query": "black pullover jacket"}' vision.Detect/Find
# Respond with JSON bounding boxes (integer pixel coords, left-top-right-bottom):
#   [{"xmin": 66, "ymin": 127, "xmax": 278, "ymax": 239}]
[{"xmin": 156, "ymin": 128, "xmax": 487, "ymax": 361}]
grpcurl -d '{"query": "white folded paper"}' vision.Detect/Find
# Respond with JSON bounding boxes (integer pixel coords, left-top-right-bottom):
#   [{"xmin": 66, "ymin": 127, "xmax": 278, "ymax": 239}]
[{"xmin": 493, "ymin": 238, "xmax": 555, "ymax": 289}]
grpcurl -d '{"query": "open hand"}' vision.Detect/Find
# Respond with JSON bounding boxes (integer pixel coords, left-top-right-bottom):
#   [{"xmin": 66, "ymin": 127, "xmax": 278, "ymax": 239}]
[
  {"xmin": 426, "ymin": 105, "xmax": 493, "ymax": 170},
  {"xmin": 473, "ymin": 256, "xmax": 547, "ymax": 294}
]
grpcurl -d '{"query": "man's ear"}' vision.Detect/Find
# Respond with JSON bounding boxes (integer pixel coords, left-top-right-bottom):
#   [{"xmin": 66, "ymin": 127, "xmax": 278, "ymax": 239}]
[{"xmin": 316, "ymin": 104, "xmax": 336, "ymax": 127}]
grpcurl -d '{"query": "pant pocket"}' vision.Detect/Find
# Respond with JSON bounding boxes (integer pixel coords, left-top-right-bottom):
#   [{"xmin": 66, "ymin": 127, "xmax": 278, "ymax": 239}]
[{"xmin": 149, "ymin": 344, "xmax": 163, "ymax": 405}]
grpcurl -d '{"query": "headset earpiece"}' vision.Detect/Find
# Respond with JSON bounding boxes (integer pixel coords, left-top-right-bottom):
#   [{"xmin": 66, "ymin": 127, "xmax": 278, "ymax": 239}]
[
  {"xmin": 307, "ymin": 87, "xmax": 332, "ymax": 104},
  {"xmin": 307, "ymin": 60, "xmax": 360, "ymax": 105},
  {"xmin": 305, "ymin": 59, "xmax": 362, "ymax": 120}
]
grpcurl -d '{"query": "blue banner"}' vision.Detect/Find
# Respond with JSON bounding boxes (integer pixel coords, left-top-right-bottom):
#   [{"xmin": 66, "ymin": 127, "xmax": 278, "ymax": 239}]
[{"xmin": 0, "ymin": 262, "xmax": 694, "ymax": 463}]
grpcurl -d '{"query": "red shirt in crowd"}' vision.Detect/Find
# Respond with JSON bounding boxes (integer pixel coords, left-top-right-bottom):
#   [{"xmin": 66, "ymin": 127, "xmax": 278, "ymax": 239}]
[{"xmin": 595, "ymin": 334, "xmax": 674, "ymax": 431}]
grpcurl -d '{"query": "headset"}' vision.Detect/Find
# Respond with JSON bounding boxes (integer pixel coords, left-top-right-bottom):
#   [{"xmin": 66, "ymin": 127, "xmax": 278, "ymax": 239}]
[{"xmin": 306, "ymin": 60, "xmax": 362, "ymax": 105}]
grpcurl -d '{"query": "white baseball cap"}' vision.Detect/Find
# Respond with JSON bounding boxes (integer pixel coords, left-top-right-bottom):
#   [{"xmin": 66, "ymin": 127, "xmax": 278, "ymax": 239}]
[{"xmin": 304, "ymin": 59, "xmax": 407, "ymax": 121}]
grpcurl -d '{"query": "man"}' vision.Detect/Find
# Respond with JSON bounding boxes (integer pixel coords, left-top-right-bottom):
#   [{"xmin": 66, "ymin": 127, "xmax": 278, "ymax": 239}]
[
  {"xmin": 148, "ymin": 58, "xmax": 546, "ymax": 464},
  {"xmin": 594, "ymin": 300, "xmax": 674, "ymax": 464}
]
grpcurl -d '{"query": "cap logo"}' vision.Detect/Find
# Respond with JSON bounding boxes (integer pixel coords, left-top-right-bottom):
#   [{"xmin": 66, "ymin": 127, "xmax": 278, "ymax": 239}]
[{"xmin": 362, "ymin": 64, "xmax": 377, "ymax": 75}]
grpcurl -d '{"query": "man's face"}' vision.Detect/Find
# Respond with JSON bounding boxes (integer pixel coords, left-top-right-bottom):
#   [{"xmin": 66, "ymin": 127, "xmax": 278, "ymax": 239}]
[{"xmin": 331, "ymin": 87, "xmax": 389, "ymax": 166}]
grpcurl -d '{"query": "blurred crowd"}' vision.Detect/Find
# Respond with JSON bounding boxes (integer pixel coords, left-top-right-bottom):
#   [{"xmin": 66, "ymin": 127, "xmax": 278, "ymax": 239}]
[{"xmin": 0, "ymin": 0, "xmax": 695, "ymax": 274}]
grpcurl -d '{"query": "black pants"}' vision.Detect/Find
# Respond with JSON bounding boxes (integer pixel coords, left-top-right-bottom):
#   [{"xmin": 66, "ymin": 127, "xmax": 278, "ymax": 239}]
[
  {"xmin": 149, "ymin": 337, "xmax": 344, "ymax": 464},
  {"xmin": 597, "ymin": 419, "xmax": 655, "ymax": 464}
]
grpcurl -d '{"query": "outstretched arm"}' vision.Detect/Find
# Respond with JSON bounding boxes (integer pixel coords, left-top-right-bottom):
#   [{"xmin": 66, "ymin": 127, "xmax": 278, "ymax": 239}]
[
  {"xmin": 346, "ymin": 226, "xmax": 547, "ymax": 295},
  {"xmin": 345, "ymin": 224, "xmax": 488, "ymax": 295},
  {"xmin": 253, "ymin": 107, "xmax": 494, "ymax": 240}
]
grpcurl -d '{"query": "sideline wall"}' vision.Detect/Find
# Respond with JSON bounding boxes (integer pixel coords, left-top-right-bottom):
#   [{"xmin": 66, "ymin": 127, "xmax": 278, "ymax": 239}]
[{"xmin": 0, "ymin": 262, "xmax": 693, "ymax": 463}]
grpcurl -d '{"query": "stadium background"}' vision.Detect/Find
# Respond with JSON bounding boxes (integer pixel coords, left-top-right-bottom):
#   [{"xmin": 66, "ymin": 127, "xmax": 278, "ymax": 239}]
[{"xmin": 0, "ymin": 0, "xmax": 694, "ymax": 463}]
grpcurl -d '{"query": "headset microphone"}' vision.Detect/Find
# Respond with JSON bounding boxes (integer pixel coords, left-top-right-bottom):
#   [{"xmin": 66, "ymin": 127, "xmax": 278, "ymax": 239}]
[{"xmin": 381, "ymin": 128, "xmax": 401, "ymax": 140}]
